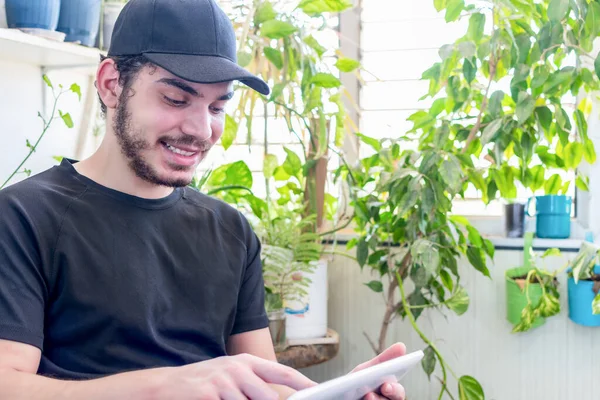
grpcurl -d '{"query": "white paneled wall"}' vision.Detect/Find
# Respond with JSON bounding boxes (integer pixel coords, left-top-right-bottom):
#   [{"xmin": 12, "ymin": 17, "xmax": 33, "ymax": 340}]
[{"xmin": 301, "ymin": 248, "xmax": 600, "ymax": 400}]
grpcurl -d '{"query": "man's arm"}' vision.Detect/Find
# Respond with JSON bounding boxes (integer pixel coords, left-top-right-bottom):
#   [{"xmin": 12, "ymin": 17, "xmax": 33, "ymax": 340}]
[
  {"xmin": 0, "ymin": 338, "xmax": 315, "ymax": 400},
  {"xmin": 227, "ymin": 328, "xmax": 298, "ymax": 399}
]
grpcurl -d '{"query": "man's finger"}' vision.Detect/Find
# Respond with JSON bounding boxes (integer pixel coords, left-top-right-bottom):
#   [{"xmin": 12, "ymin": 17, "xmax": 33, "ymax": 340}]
[
  {"xmin": 251, "ymin": 358, "xmax": 317, "ymax": 391},
  {"xmin": 379, "ymin": 382, "xmax": 406, "ymax": 400},
  {"xmin": 353, "ymin": 343, "xmax": 407, "ymax": 372}
]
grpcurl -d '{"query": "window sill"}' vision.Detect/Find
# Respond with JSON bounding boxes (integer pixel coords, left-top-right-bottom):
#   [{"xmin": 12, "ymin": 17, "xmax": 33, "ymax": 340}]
[{"xmin": 485, "ymin": 236, "xmax": 584, "ymax": 252}]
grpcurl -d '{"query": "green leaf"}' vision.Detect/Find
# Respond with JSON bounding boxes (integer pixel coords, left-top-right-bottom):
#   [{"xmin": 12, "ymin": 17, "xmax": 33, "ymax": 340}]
[
  {"xmin": 516, "ymin": 92, "xmax": 535, "ymax": 124},
  {"xmin": 311, "ymin": 73, "xmax": 341, "ymax": 88},
  {"xmin": 466, "ymin": 247, "xmax": 490, "ymax": 277},
  {"xmin": 52, "ymin": 156, "xmax": 63, "ymax": 163},
  {"xmin": 412, "ymin": 239, "xmax": 440, "ymax": 276},
  {"xmin": 463, "ymin": 58, "xmax": 476, "ymax": 83},
  {"xmin": 458, "ymin": 375, "xmax": 485, "ymax": 400},
  {"xmin": 446, "ymin": 286, "xmax": 470, "ymax": 315},
  {"xmin": 488, "ymin": 91, "xmax": 505, "ymax": 118},
  {"xmin": 365, "ymin": 280, "xmax": 383, "ymax": 293},
  {"xmin": 535, "ymin": 106, "xmax": 553, "ymax": 132},
  {"xmin": 592, "ymin": 293, "xmax": 600, "ymax": 315},
  {"xmin": 458, "ymin": 41, "xmax": 476, "ymax": 59},
  {"xmin": 466, "ymin": 225, "xmax": 483, "ymax": 247},
  {"xmin": 298, "ymin": 0, "xmax": 353, "ymax": 13},
  {"xmin": 467, "ymin": 13, "xmax": 485, "ymax": 42},
  {"xmin": 422, "ymin": 346, "xmax": 436, "ymax": 380},
  {"xmin": 574, "ymin": 109, "xmax": 588, "ymax": 141},
  {"xmin": 356, "ymin": 133, "xmax": 381, "ymax": 151},
  {"xmin": 484, "ymin": 239, "xmax": 495, "ymax": 258},
  {"xmin": 481, "ymin": 118, "xmax": 503, "ymax": 146},
  {"xmin": 584, "ymin": 139, "xmax": 596, "ymax": 164},
  {"xmin": 586, "ymin": 2, "xmax": 600, "ymax": 38},
  {"xmin": 538, "ymin": 293, "xmax": 561, "ymax": 318},
  {"xmin": 548, "ymin": 0, "xmax": 570, "ymax": 21},
  {"xmin": 440, "ymin": 157, "xmax": 462, "ymax": 193},
  {"xmin": 260, "ymin": 20, "xmax": 297, "ymax": 39},
  {"xmin": 263, "ymin": 154, "xmax": 278, "ymax": 179},
  {"xmin": 70, "ymin": 83, "xmax": 81, "ymax": 101},
  {"xmin": 264, "ymin": 47, "xmax": 283, "ymax": 69},
  {"xmin": 545, "ymin": 174, "xmax": 563, "ymax": 194},
  {"xmin": 207, "ymin": 160, "xmax": 253, "ymax": 189},
  {"xmin": 542, "ymin": 248, "xmax": 561, "ymax": 258},
  {"xmin": 530, "ymin": 165, "xmax": 546, "ymax": 191},
  {"xmin": 304, "ymin": 35, "xmax": 327, "ymax": 57},
  {"xmin": 576, "ymin": 175, "xmax": 590, "ymax": 191},
  {"xmin": 59, "ymin": 111, "xmax": 74, "ymax": 128},
  {"xmin": 563, "ymin": 142, "xmax": 583, "ymax": 169},
  {"xmin": 357, "ymin": 238, "xmax": 368, "ymax": 268},
  {"xmin": 269, "ymin": 82, "xmax": 285, "ymax": 102},
  {"xmin": 221, "ymin": 114, "xmax": 238, "ymax": 150},
  {"xmin": 282, "ymin": 147, "xmax": 302, "ymax": 177},
  {"xmin": 255, "ymin": 1, "xmax": 277, "ymax": 24},
  {"xmin": 440, "ymin": 269, "xmax": 454, "ymax": 291},
  {"xmin": 42, "ymin": 75, "xmax": 53, "ymax": 88},
  {"xmin": 335, "ymin": 57, "xmax": 361, "ymax": 72},
  {"xmin": 434, "ymin": 0, "xmax": 447, "ymax": 12},
  {"xmin": 434, "ymin": 123, "xmax": 450, "ymax": 149},
  {"xmin": 237, "ymin": 51, "xmax": 252, "ymax": 67},
  {"xmin": 445, "ymin": 0, "xmax": 464, "ymax": 22}
]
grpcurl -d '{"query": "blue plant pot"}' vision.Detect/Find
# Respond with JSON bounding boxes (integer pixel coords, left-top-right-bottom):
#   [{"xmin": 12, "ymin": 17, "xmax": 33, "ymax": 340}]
[
  {"xmin": 5, "ymin": 0, "xmax": 61, "ymax": 30},
  {"xmin": 56, "ymin": 0, "xmax": 101, "ymax": 47},
  {"xmin": 567, "ymin": 266, "xmax": 600, "ymax": 327},
  {"xmin": 527, "ymin": 195, "xmax": 572, "ymax": 239}
]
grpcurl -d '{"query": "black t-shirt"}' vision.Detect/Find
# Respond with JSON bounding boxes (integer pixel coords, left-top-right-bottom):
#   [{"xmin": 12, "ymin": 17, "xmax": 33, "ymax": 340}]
[{"xmin": 0, "ymin": 159, "xmax": 268, "ymax": 379}]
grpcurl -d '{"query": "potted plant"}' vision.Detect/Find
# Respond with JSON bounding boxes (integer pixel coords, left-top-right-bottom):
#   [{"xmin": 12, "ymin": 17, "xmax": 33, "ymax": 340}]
[
  {"xmin": 5, "ymin": 0, "xmax": 60, "ymax": 31},
  {"xmin": 567, "ymin": 241, "xmax": 600, "ymax": 327},
  {"xmin": 57, "ymin": 0, "xmax": 102, "ymax": 47},
  {"xmin": 506, "ymin": 233, "xmax": 562, "ymax": 333}
]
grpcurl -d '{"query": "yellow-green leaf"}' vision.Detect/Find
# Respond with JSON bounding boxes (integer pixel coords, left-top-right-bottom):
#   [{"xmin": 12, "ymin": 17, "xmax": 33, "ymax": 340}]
[
  {"xmin": 563, "ymin": 142, "xmax": 583, "ymax": 169},
  {"xmin": 548, "ymin": 0, "xmax": 570, "ymax": 22},
  {"xmin": 221, "ymin": 114, "xmax": 238, "ymax": 150},
  {"xmin": 70, "ymin": 83, "xmax": 81, "ymax": 101},
  {"xmin": 445, "ymin": 0, "xmax": 464, "ymax": 22},
  {"xmin": 254, "ymin": 1, "xmax": 277, "ymax": 24},
  {"xmin": 264, "ymin": 47, "xmax": 283, "ymax": 69},
  {"xmin": 467, "ymin": 13, "xmax": 485, "ymax": 42},
  {"xmin": 304, "ymin": 35, "xmax": 326, "ymax": 57},
  {"xmin": 576, "ymin": 175, "xmax": 590, "ymax": 191},
  {"xmin": 59, "ymin": 111, "xmax": 74, "ymax": 128},
  {"xmin": 592, "ymin": 293, "xmax": 600, "ymax": 315},
  {"xmin": 43, "ymin": 75, "xmax": 53, "ymax": 88},
  {"xmin": 335, "ymin": 57, "xmax": 361, "ymax": 72},
  {"xmin": 584, "ymin": 139, "xmax": 596, "ymax": 164},
  {"xmin": 446, "ymin": 286, "xmax": 470, "ymax": 315},
  {"xmin": 263, "ymin": 154, "xmax": 278, "ymax": 179},
  {"xmin": 311, "ymin": 73, "xmax": 341, "ymax": 88},
  {"xmin": 260, "ymin": 20, "xmax": 297, "ymax": 39},
  {"xmin": 458, "ymin": 375, "xmax": 485, "ymax": 400},
  {"xmin": 545, "ymin": 174, "xmax": 562, "ymax": 194}
]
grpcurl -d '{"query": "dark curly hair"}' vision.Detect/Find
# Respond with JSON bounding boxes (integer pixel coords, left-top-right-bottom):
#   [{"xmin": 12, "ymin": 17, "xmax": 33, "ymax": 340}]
[{"xmin": 96, "ymin": 54, "xmax": 156, "ymax": 117}]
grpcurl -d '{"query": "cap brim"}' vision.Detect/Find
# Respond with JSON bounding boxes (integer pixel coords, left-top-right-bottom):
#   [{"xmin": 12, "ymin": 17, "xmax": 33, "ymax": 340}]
[{"xmin": 144, "ymin": 53, "xmax": 270, "ymax": 96}]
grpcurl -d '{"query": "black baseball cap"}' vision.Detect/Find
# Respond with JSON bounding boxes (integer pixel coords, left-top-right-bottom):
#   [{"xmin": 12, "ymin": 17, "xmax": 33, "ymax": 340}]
[{"xmin": 108, "ymin": 0, "xmax": 270, "ymax": 95}]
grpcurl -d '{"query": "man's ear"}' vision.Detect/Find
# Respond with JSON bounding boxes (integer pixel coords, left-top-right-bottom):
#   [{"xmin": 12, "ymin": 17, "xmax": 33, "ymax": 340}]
[{"xmin": 95, "ymin": 58, "xmax": 122, "ymax": 110}]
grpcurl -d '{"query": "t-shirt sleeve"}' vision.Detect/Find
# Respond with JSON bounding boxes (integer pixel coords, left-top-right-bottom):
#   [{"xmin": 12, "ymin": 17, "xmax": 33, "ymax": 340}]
[
  {"xmin": 230, "ymin": 230, "xmax": 269, "ymax": 335},
  {"xmin": 0, "ymin": 191, "xmax": 47, "ymax": 349}
]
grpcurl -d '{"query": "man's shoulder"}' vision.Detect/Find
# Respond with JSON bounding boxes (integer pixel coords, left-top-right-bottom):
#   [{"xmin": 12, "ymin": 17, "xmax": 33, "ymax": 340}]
[
  {"xmin": 182, "ymin": 187, "xmax": 257, "ymax": 244},
  {"xmin": 0, "ymin": 165, "xmax": 86, "ymax": 215}
]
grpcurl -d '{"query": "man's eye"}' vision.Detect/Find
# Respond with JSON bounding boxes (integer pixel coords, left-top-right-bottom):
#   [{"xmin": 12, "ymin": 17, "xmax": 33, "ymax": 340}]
[
  {"xmin": 163, "ymin": 96, "xmax": 187, "ymax": 106},
  {"xmin": 210, "ymin": 106, "xmax": 225, "ymax": 114}
]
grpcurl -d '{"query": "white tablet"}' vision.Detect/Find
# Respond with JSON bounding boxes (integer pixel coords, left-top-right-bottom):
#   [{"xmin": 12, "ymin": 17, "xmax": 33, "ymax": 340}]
[{"xmin": 288, "ymin": 349, "xmax": 424, "ymax": 400}]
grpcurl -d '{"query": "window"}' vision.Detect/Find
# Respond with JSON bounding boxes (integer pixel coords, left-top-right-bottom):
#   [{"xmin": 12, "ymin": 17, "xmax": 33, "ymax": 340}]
[{"xmin": 359, "ymin": 0, "xmax": 577, "ymax": 218}]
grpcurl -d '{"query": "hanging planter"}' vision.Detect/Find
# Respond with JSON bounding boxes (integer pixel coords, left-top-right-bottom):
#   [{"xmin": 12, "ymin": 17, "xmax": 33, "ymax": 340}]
[
  {"xmin": 57, "ymin": 0, "xmax": 101, "ymax": 47},
  {"xmin": 5, "ymin": 0, "xmax": 60, "ymax": 30},
  {"xmin": 567, "ymin": 243, "xmax": 600, "ymax": 327},
  {"xmin": 506, "ymin": 265, "xmax": 547, "ymax": 330}
]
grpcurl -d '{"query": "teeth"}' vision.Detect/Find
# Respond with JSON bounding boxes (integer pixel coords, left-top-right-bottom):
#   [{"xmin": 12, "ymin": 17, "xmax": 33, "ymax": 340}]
[{"xmin": 166, "ymin": 143, "xmax": 195, "ymax": 156}]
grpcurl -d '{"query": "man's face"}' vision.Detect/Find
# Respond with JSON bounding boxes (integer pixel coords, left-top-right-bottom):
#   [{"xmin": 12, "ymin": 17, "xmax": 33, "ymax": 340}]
[{"xmin": 113, "ymin": 66, "xmax": 234, "ymax": 188}]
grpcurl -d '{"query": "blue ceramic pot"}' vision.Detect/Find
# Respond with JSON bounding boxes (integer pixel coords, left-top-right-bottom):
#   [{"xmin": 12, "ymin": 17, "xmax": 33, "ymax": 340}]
[
  {"xmin": 527, "ymin": 195, "xmax": 572, "ymax": 239},
  {"xmin": 567, "ymin": 266, "xmax": 600, "ymax": 327},
  {"xmin": 5, "ymin": 0, "xmax": 60, "ymax": 30},
  {"xmin": 56, "ymin": 0, "xmax": 101, "ymax": 47}
]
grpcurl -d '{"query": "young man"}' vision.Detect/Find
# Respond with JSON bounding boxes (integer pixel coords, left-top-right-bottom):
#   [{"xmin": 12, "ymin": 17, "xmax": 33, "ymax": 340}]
[{"xmin": 0, "ymin": 0, "xmax": 407, "ymax": 399}]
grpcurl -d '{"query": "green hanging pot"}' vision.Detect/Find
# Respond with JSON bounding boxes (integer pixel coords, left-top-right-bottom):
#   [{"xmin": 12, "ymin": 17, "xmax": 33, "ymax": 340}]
[{"xmin": 505, "ymin": 265, "xmax": 545, "ymax": 328}]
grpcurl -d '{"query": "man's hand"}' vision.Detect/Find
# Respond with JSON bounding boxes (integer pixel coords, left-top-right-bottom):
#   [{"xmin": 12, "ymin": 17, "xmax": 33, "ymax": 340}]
[
  {"xmin": 155, "ymin": 353, "xmax": 317, "ymax": 400},
  {"xmin": 350, "ymin": 343, "xmax": 407, "ymax": 400}
]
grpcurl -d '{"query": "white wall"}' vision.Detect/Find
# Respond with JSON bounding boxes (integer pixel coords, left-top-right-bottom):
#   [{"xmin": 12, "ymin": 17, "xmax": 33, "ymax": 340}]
[
  {"xmin": 0, "ymin": 60, "xmax": 100, "ymax": 187},
  {"xmin": 300, "ymin": 248, "xmax": 600, "ymax": 400}
]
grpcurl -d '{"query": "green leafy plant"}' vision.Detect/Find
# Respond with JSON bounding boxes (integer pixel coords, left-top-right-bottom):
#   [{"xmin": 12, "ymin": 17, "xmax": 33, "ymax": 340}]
[
  {"xmin": 513, "ymin": 241, "xmax": 600, "ymax": 332},
  {"xmin": 1, "ymin": 76, "xmax": 80, "ymax": 190},
  {"xmin": 225, "ymin": 0, "xmax": 358, "ymax": 235},
  {"xmin": 419, "ymin": 0, "xmax": 600, "ymax": 205},
  {"xmin": 510, "ymin": 247, "xmax": 562, "ymax": 333},
  {"xmin": 338, "ymin": 133, "xmax": 491, "ymax": 400}
]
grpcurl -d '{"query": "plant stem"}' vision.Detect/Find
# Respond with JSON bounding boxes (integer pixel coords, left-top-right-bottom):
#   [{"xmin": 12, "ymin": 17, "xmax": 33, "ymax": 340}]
[
  {"xmin": 396, "ymin": 271, "xmax": 458, "ymax": 400},
  {"xmin": 1, "ymin": 88, "xmax": 62, "ymax": 190}
]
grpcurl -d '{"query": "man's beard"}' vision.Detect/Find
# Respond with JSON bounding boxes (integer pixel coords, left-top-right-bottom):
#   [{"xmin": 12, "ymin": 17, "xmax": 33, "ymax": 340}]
[{"xmin": 113, "ymin": 94, "xmax": 205, "ymax": 188}]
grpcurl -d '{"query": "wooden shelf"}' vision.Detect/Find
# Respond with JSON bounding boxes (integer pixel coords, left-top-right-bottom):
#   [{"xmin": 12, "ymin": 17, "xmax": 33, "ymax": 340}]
[{"xmin": 0, "ymin": 28, "xmax": 103, "ymax": 74}]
